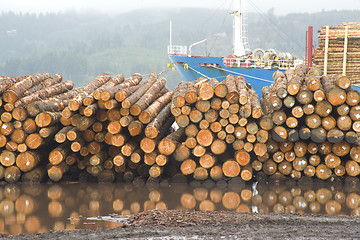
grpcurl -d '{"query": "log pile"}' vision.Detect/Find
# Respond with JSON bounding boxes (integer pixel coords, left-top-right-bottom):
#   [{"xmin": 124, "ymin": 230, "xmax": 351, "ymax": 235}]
[
  {"xmin": 313, "ymin": 22, "xmax": 360, "ymax": 84},
  {"xmin": 1, "ymin": 63, "xmax": 360, "ymax": 183},
  {"xmin": 51, "ymin": 72, "xmax": 176, "ymax": 183},
  {"xmin": 167, "ymin": 75, "xmax": 266, "ymax": 182},
  {"xmin": 258, "ymin": 64, "xmax": 360, "ymax": 180},
  {"xmin": 0, "ymin": 73, "xmax": 78, "ymax": 183}
]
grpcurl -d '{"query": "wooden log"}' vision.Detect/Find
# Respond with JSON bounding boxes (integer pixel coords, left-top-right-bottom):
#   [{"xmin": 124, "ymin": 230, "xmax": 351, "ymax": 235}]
[
  {"xmin": 283, "ymin": 96, "xmax": 296, "ymax": 108},
  {"xmin": 35, "ymin": 111, "xmax": 62, "ymax": 128},
  {"xmin": 311, "ymin": 127, "xmax": 327, "ymax": 143},
  {"xmin": 271, "ymin": 110, "xmax": 286, "ymax": 126},
  {"xmin": 16, "ymin": 151, "xmax": 40, "ymax": 172},
  {"xmin": 199, "ymin": 153, "xmax": 216, "ymax": 169},
  {"xmin": 75, "ymin": 116, "xmax": 95, "ymax": 132},
  {"xmin": 23, "ymin": 73, "xmax": 62, "ymax": 97},
  {"xmin": 210, "ymin": 97, "xmax": 222, "ymax": 110},
  {"xmin": 25, "ymin": 133, "xmax": 44, "ymax": 149},
  {"xmin": 315, "ymin": 101, "xmax": 332, "ymax": 117},
  {"xmin": 93, "ymin": 74, "xmax": 125, "ymax": 100},
  {"xmin": 69, "ymin": 73, "xmax": 111, "ymax": 111},
  {"xmin": 184, "ymin": 81, "xmax": 198, "ymax": 104},
  {"xmin": 111, "ymin": 134, "xmax": 127, "ymax": 147},
  {"xmin": 107, "ymin": 121, "xmax": 122, "ymax": 135},
  {"xmin": 346, "ymin": 89, "xmax": 360, "ymax": 106},
  {"xmin": 192, "ymin": 145, "xmax": 206, "ymax": 157},
  {"xmin": 345, "ymin": 160, "xmax": 360, "ymax": 177},
  {"xmin": 272, "ymin": 126, "xmax": 287, "ymax": 142},
  {"xmin": 27, "ymin": 99, "xmax": 66, "ymax": 117},
  {"xmin": 241, "ymin": 165, "xmax": 253, "ymax": 181},
  {"xmin": 10, "ymin": 129, "xmax": 27, "ymax": 143},
  {"xmin": 337, "ymin": 104, "xmax": 350, "ymax": 116},
  {"xmin": 0, "ymin": 150, "xmax": 16, "ymax": 167},
  {"xmin": 337, "ymin": 115, "xmax": 352, "ymax": 131},
  {"xmin": 210, "ymin": 139, "xmax": 227, "ymax": 155},
  {"xmin": 305, "ymin": 114, "xmax": 322, "ymax": 129},
  {"xmin": 14, "ymin": 80, "xmax": 74, "ymax": 108},
  {"xmin": 196, "ymin": 129, "xmax": 213, "ymax": 147},
  {"xmin": 263, "ymin": 159, "xmax": 277, "ymax": 175},
  {"xmin": 21, "ymin": 166, "xmax": 46, "ymax": 183},
  {"xmin": 287, "ymin": 74, "xmax": 304, "ymax": 96},
  {"xmin": 235, "ymin": 76, "xmax": 249, "ymax": 105},
  {"xmin": 49, "ymin": 144, "xmax": 70, "ymax": 166},
  {"xmin": 6, "ymin": 141, "xmax": 17, "ymax": 152},
  {"xmin": 198, "ymin": 79, "xmax": 214, "ymax": 101},
  {"xmin": 180, "ymin": 159, "xmax": 197, "ymax": 175},
  {"xmin": 305, "ymin": 74, "xmax": 321, "ymax": 91},
  {"xmin": 130, "ymin": 78, "xmax": 167, "ymax": 116},
  {"xmin": 249, "ymin": 88, "xmax": 262, "ymax": 119},
  {"xmin": 235, "ymin": 150, "xmax": 250, "ymax": 166},
  {"xmin": 158, "ymin": 127, "xmax": 185, "ymax": 156},
  {"xmin": 313, "ymin": 89, "xmax": 326, "ymax": 102},
  {"xmin": 193, "ymin": 166, "xmax": 209, "ymax": 180},
  {"xmin": 0, "ymin": 76, "xmax": 24, "ymax": 95},
  {"xmin": 222, "ymin": 160, "xmax": 240, "ymax": 178},
  {"xmin": 102, "ymin": 73, "xmax": 142, "ymax": 101},
  {"xmin": 4, "ymin": 166, "xmax": 21, "ymax": 183},
  {"xmin": 47, "ymin": 162, "xmax": 69, "ymax": 182},
  {"xmin": 273, "ymin": 71, "xmax": 287, "ymax": 97},
  {"xmin": 296, "ymin": 85, "xmax": 313, "ymax": 105},
  {"xmin": 139, "ymin": 91, "xmax": 173, "ymax": 124},
  {"xmin": 173, "ymin": 144, "xmax": 191, "ymax": 162},
  {"xmin": 11, "ymin": 108, "xmax": 27, "ymax": 122},
  {"xmin": 127, "ymin": 120, "xmax": 144, "ymax": 137},
  {"xmin": 327, "ymin": 128, "xmax": 345, "ymax": 143},
  {"xmin": 172, "ymin": 81, "xmax": 187, "ymax": 108},
  {"xmin": 145, "ymin": 103, "xmax": 173, "ymax": 139},
  {"xmin": 335, "ymin": 75, "xmax": 351, "ymax": 90},
  {"xmin": 3, "ymin": 73, "xmax": 51, "ymax": 103}
]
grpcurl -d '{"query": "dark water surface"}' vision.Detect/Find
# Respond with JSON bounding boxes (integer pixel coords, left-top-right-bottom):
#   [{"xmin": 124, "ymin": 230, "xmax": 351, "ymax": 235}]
[{"xmin": 1, "ymin": 177, "xmax": 360, "ymax": 235}]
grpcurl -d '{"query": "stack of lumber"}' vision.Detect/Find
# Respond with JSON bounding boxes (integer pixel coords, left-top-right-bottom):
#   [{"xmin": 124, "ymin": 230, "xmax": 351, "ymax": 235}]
[
  {"xmin": 51, "ymin": 72, "xmax": 175, "ymax": 182},
  {"xmin": 0, "ymin": 73, "xmax": 78, "ymax": 183},
  {"xmin": 167, "ymin": 75, "xmax": 266, "ymax": 182},
  {"xmin": 313, "ymin": 22, "xmax": 360, "ymax": 84},
  {"xmin": 258, "ymin": 64, "xmax": 360, "ymax": 180}
]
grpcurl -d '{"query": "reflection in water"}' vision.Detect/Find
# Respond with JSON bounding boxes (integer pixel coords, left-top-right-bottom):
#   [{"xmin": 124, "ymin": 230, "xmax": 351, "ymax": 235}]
[{"xmin": 0, "ymin": 177, "xmax": 360, "ymax": 235}]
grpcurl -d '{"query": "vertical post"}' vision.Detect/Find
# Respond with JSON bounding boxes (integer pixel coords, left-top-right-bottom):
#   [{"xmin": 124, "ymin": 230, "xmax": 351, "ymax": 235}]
[
  {"xmin": 169, "ymin": 20, "xmax": 172, "ymax": 49},
  {"xmin": 324, "ymin": 26, "xmax": 330, "ymax": 76},
  {"xmin": 305, "ymin": 30, "xmax": 308, "ymax": 67},
  {"xmin": 232, "ymin": 0, "xmax": 245, "ymax": 57},
  {"xmin": 343, "ymin": 26, "xmax": 349, "ymax": 76},
  {"xmin": 307, "ymin": 26, "xmax": 313, "ymax": 71}
]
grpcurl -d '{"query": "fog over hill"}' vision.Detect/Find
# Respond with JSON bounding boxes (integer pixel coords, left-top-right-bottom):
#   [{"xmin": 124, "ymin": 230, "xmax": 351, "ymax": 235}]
[{"xmin": 1, "ymin": 8, "xmax": 359, "ymax": 89}]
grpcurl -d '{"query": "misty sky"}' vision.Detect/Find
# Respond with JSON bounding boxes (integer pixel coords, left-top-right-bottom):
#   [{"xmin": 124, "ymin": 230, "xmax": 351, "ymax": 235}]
[{"xmin": 2, "ymin": 0, "xmax": 360, "ymax": 15}]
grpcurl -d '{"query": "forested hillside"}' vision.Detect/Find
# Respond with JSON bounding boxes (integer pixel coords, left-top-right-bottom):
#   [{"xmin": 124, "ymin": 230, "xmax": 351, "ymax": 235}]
[{"xmin": 1, "ymin": 8, "xmax": 359, "ymax": 89}]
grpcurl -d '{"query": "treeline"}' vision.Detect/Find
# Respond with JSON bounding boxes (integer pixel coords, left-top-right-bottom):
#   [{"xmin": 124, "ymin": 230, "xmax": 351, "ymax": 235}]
[{"xmin": 0, "ymin": 8, "xmax": 359, "ymax": 88}]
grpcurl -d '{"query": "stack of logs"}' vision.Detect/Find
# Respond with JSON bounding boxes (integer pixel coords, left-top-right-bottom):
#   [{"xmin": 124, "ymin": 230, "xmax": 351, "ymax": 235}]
[
  {"xmin": 50, "ymin": 72, "xmax": 177, "ymax": 183},
  {"xmin": 259, "ymin": 64, "xmax": 360, "ymax": 180},
  {"xmin": 0, "ymin": 73, "xmax": 79, "ymax": 183},
  {"xmin": 167, "ymin": 75, "xmax": 267, "ymax": 182},
  {"xmin": 1, "ymin": 63, "xmax": 360, "ymax": 183},
  {"xmin": 313, "ymin": 22, "xmax": 360, "ymax": 84}
]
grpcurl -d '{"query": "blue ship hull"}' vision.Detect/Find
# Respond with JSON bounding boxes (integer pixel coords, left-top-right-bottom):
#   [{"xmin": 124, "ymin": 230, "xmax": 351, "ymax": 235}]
[
  {"xmin": 168, "ymin": 54, "xmax": 360, "ymax": 97},
  {"xmin": 168, "ymin": 55, "xmax": 277, "ymax": 98}
]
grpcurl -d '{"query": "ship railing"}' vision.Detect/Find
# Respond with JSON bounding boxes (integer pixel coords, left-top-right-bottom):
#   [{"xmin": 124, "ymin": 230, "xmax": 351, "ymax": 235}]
[
  {"xmin": 168, "ymin": 45, "xmax": 188, "ymax": 55},
  {"xmin": 223, "ymin": 57, "xmax": 304, "ymax": 70}
]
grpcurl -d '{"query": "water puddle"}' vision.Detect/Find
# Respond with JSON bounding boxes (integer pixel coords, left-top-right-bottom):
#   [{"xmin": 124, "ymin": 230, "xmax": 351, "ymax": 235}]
[{"xmin": 0, "ymin": 177, "xmax": 360, "ymax": 235}]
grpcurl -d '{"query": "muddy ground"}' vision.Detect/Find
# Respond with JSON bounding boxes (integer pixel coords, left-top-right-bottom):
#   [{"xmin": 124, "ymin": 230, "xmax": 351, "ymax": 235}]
[{"xmin": 4, "ymin": 209, "xmax": 360, "ymax": 239}]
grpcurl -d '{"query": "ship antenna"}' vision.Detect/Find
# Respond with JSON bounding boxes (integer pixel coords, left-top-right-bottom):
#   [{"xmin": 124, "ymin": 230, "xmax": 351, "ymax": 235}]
[
  {"xmin": 231, "ymin": 0, "xmax": 246, "ymax": 57},
  {"xmin": 169, "ymin": 20, "xmax": 172, "ymax": 50}
]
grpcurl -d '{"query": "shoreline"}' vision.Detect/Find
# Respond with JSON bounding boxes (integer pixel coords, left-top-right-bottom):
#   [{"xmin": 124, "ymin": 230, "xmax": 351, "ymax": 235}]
[{"xmin": 5, "ymin": 209, "xmax": 360, "ymax": 239}]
